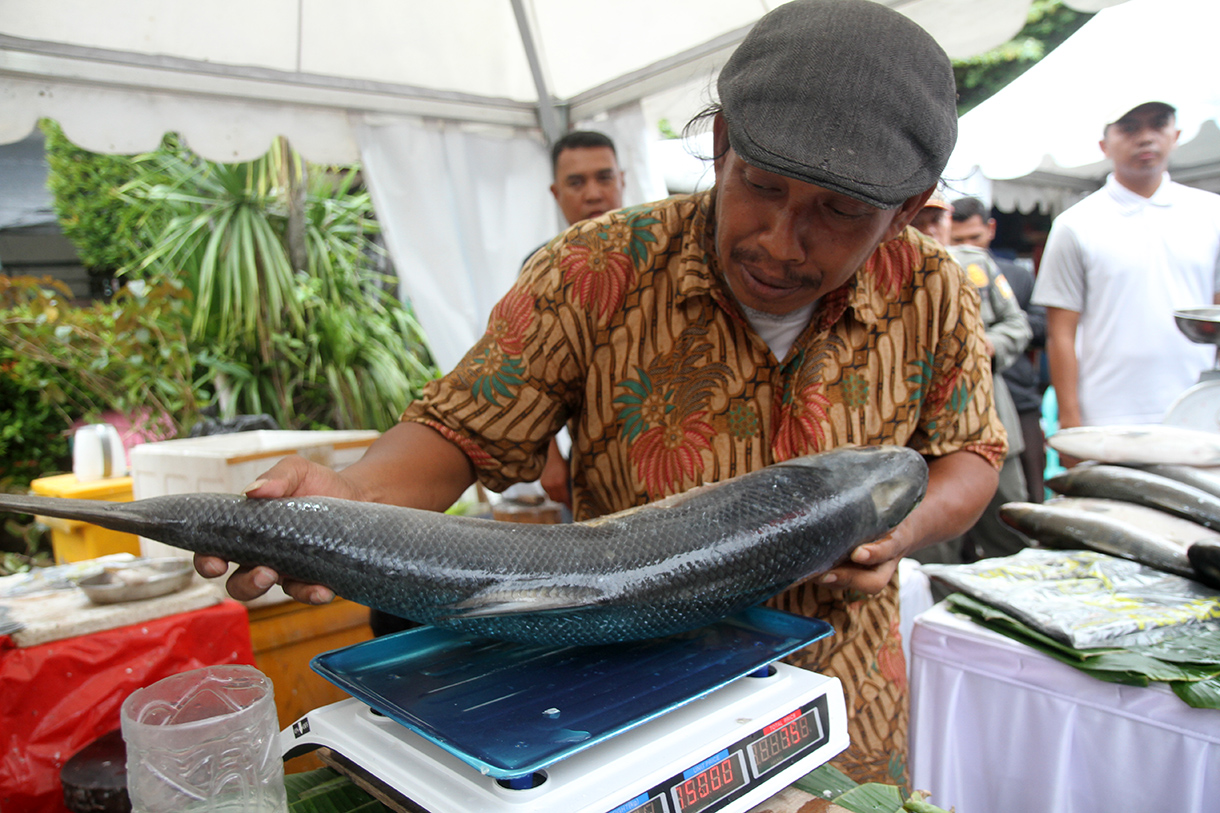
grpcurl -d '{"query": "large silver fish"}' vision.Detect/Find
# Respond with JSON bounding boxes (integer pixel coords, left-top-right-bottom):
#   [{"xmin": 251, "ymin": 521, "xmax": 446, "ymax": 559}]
[
  {"xmin": 1048, "ymin": 424, "xmax": 1220, "ymax": 466},
  {"xmin": 0, "ymin": 446, "xmax": 927, "ymax": 645},
  {"xmin": 1046, "ymin": 464, "xmax": 1220, "ymax": 531},
  {"xmin": 1137, "ymin": 464, "xmax": 1220, "ymax": 501},
  {"xmin": 998, "ymin": 501, "xmax": 1216, "ymax": 586},
  {"xmin": 1041, "ymin": 496, "xmax": 1220, "ymax": 550}
]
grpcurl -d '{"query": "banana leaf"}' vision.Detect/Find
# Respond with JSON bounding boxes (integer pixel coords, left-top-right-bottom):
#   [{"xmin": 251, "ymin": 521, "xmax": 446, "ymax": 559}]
[
  {"xmin": 833, "ymin": 783, "xmax": 905, "ymax": 812},
  {"xmin": 944, "ymin": 593, "xmax": 1220, "ymax": 708},
  {"xmin": 1172, "ymin": 675, "xmax": 1220, "ymax": 708},
  {"xmin": 795, "ymin": 764, "xmax": 952, "ymax": 813},
  {"xmin": 794, "ymin": 762, "xmax": 858, "ymax": 799},
  {"xmin": 283, "ymin": 768, "xmax": 388, "ymax": 813}
]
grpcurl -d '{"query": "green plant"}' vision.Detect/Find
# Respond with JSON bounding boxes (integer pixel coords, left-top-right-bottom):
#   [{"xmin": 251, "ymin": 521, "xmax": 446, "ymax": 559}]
[
  {"xmin": 0, "ymin": 274, "xmax": 199, "ymax": 438},
  {"xmin": 0, "ymin": 274, "xmax": 198, "ymax": 570},
  {"xmin": 0, "ymin": 358, "xmax": 72, "ymax": 489},
  {"xmin": 953, "ymin": 0, "xmax": 1093, "ymax": 115},
  {"xmin": 119, "ymin": 138, "xmax": 438, "ymax": 431},
  {"xmin": 0, "ymin": 350, "xmax": 71, "ymax": 573},
  {"xmin": 39, "ymin": 120, "xmax": 170, "ymax": 291}
]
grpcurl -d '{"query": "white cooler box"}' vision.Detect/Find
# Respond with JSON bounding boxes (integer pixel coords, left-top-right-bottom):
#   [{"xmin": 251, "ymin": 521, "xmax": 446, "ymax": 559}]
[{"xmin": 131, "ymin": 430, "xmax": 380, "ymax": 606}]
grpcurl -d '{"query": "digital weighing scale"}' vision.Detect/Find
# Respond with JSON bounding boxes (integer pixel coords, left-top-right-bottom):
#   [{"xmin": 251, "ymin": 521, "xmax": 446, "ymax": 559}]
[
  {"xmin": 1165, "ymin": 307, "xmax": 1220, "ymax": 430},
  {"xmin": 282, "ymin": 606, "xmax": 847, "ymax": 813}
]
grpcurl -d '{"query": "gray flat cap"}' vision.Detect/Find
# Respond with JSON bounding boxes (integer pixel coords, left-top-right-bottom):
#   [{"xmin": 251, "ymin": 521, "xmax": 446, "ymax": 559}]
[{"xmin": 718, "ymin": 0, "xmax": 958, "ymax": 209}]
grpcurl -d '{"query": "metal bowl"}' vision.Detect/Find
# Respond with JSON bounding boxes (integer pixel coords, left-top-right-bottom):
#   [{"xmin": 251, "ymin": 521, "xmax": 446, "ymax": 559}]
[
  {"xmin": 78, "ymin": 558, "xmax": 195, "ymax": 605},
  {"xmin": 1174, "ymin": 307, "xmax": 1220, "ymax": 346}
]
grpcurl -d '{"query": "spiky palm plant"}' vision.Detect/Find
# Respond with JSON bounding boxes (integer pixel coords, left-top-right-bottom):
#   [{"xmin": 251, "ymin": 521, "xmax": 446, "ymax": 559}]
[{"xmin": 121, "ymin": 138, "xmax": 437, "ymax": 430}]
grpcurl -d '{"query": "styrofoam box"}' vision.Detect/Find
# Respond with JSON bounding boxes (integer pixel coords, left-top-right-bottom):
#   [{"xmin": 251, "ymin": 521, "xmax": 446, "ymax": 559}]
[{"xmin": 131, "ymin": 430, "xmax": 380, "ymax": 606}]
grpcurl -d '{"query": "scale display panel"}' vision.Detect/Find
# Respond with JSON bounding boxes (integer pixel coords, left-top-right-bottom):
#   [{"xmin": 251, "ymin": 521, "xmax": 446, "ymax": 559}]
[{"xmin": 605, "ymin": 693, "xmax": 830, "ymax": 813}]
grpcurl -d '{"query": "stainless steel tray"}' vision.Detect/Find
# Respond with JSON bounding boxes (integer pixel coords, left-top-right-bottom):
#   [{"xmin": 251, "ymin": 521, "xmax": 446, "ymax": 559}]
[{"xmin": 78, "ymin": 557, "xmax": 195, "ymax": 604}]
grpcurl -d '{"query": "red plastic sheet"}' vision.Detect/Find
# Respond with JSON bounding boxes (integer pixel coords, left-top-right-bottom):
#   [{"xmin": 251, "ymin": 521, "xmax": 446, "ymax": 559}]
[{"xmin": 0, "ymin": 599, "xmax": 255, "ymax": 813}]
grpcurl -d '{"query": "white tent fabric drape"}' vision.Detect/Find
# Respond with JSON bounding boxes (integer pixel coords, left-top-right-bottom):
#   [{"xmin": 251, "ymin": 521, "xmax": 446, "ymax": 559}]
[
  {"xmin": 944, "ymin": 0, "xmax": 1220, "ymax": 213},
  {"xmin": 357, "ymin": 117, "xmax": 553, "ymax": 374},
  {"xmin": 357, "ymin": 102, "xmax": 669, "ymax": 373},
  {"xmin": 1, "ymin": 0, "xmax": 1138, "ymax": 361}
]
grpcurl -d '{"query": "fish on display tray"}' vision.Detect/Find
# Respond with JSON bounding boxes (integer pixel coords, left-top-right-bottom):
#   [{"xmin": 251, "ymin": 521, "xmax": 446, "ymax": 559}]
[
  {"xmin": 0, "ymin": 445, "xmax": 927, "ymax": 646},
  {"xmin": 1048, "ymin": 424, "xmax": 1220, "ymax": 466},
  {"xmin": 1041, "ymin": 496, "xmax": 1220, "ymax": 549},
  {"xmin": 998, "ymin": 500, "xmax": 1220, "ymax": 589},
  {"xmin": 1046, "ymin": 464, "xmax": 1220, "ymax": 531},
  {"xmin": 1138, "ymin": 463, "xmax": 1220, "ymax": 501}
]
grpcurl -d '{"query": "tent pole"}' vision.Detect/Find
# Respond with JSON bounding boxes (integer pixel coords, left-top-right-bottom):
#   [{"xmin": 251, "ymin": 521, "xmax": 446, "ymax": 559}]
[{"xmin": 510, "ymin": 0, "xmax": 566, "ymax": 144}]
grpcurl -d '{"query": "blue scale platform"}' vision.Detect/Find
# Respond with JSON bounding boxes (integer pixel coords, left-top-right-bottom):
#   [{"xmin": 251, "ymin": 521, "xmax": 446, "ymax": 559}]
[{"xmin": 311, "ymin": 606, "xmax": 833, "ymax": 779}]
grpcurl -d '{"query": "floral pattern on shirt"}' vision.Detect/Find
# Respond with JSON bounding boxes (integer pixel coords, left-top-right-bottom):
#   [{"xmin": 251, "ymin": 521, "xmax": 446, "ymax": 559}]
[
  {"xmin": 558, "ymin": 209, "xmax": 660, "ymax": 321},
  {"xmin": 407, "ymin": 192, "xmax": 1004, "ymax": 507},
  {"xmin": 468, "ymin": 288, "xmax": 535, "ymax": 405},
  {"xmin": 613, "ymin": 326, "xmax": 734, "ymax": 497}
]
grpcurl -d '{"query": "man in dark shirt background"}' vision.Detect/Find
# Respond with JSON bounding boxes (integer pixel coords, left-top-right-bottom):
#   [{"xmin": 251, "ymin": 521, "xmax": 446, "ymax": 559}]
[{"xmin": 951, "ymin": 196, "xmax": 1047, "ymax": 502}]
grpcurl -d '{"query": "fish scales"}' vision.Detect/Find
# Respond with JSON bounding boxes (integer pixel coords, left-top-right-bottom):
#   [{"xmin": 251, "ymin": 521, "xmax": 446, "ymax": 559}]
[
  {"xmin": 1042, "ymin": 496, "xmax": 1220, "ymax": 549},
  {"xmin": 1138, "ymin": 464, "xmax": 1220, "ymax": 501},
  {"xmin": 0, "ymin": 445, "xmax": 927, "ymax": 646}
]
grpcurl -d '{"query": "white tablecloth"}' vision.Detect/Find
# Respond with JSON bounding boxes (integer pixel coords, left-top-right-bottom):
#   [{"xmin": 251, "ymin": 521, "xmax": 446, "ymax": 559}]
[
  {"xmin": 898, "ymin": 558, "xmax": 934, "ymax": 668},
  {"xmin": 909, "ymin": 603, "xmax": 1220, "ymax": 813}
]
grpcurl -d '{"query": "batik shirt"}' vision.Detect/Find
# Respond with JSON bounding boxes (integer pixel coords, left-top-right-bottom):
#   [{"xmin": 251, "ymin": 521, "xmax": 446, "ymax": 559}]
[{"xmin": 403, "ymin": 189, "xmax": 1005, "ymax": 784}]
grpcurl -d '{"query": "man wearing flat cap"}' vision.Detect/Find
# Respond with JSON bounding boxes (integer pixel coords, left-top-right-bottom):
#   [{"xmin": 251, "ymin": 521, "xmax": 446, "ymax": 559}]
[
  {"xmin": 198, "ymin": 0, "xmax": 1004, "ymax": 786},
  {"xmin": 1034, "ymin": 101, "xmax": 1220, "ymax": 436}
]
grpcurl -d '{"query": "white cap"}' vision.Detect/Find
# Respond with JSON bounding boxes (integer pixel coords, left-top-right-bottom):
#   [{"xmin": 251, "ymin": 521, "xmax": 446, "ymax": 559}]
[{"xmin": 1104, "ymin": 99, "xmax": 1176, "ymax": 129}]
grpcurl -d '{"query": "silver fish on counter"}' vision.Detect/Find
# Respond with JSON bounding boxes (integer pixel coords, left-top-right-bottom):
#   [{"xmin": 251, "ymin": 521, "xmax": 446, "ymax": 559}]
[
  {"xmin": 0, "ymin": 446, "xmax": 927, "ymax": 646},
  {"xmin": 1041, "ymin": 496, "xmax": 1220, "ymax": 550},
  {"xmin": 1137, "ymin": 464, "xmax": 1220, "ymax": 501},
  {"xmin": 1048, "ymin": 424, "xmax": 1220, "ymax": 467},
  {"xmin": 1046, "ymin": 464, "xmax": 1220, "ymax": 531},
  {"xmin": 999, "ymin": 501, "xmax": 1219, "ymax": 588}
]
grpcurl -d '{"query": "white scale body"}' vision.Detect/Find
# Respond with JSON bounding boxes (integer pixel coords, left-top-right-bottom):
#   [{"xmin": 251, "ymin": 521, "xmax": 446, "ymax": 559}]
[{"xmin": 283, "ymin": 662, "xmax": 847, "ymax": 813}]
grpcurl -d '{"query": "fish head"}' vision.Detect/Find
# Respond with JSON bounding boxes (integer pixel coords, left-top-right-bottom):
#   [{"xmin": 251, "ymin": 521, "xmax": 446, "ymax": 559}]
[
  {"xmin": 863, "ymin": 448, "xmax": 928, "ymax": 529},
  {"xmin": 996, "ymin": 502, "xmax": 1043, "ymax": 536},
  {"xmin": 779, "ymin": 445, "xmax": 928, "ymax": 529},
  {"xmin": 1188, "ymin": 539, "xmax": 1220, "ymax": 590}
]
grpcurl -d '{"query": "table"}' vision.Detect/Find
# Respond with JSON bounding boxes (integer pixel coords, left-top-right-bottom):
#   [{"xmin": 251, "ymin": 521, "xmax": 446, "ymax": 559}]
[
  {"xmin": 0, "ymin": 587, "xmax": 255, "ymax": 813},
  {"xmin": 909, "ymin": 603, "xmax": 1220, "ymax": 813},
  {"xmin": 249, "ymin": 597, "xmax": 373, "ymax": 731}
]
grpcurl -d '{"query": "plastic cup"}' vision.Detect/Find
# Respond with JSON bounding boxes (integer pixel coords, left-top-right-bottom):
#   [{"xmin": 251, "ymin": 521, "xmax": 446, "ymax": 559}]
[{"xmin": 120, "ymin": 665, "xmax": 288, "ymax": 813}]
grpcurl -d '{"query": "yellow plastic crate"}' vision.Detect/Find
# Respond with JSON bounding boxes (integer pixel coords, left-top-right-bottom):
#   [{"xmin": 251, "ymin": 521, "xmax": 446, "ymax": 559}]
[{"xmin": 29, "ymin": 473, "xmax": 140, "ymax": 563}]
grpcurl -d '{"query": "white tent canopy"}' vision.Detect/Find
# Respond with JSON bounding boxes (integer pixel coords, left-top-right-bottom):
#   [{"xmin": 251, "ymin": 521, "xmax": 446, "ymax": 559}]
[
  {"xmin": 945, "ymin": 0, "xmax": 1220, "ymax": 215},
  {"xmin": 1, "ymin": 0, "xmax": 1127, "ymax": 370}
]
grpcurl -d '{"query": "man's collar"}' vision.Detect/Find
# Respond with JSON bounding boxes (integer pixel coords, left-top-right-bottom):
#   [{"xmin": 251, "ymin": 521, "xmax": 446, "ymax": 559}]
[{"xmin": 1106, "ymin": 171, "xmax": 1175, "ymax": 210}]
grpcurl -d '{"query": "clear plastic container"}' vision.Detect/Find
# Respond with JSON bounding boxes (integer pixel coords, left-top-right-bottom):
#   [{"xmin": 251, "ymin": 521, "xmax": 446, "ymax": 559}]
[{"xmin": 121, "ymin": 665, "xmax": 287, "ymax": 813}]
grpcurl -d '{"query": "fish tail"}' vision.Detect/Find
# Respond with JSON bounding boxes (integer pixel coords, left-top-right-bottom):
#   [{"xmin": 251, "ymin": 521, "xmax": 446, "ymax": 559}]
[{"xmin": 0, "ymin": 494, "xmax": 154, "ymax": 537}]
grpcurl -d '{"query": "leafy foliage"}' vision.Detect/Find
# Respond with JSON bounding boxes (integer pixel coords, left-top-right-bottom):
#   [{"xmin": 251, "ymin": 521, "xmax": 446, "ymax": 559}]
[
  {"xmin": 0, "ymin": 274, "xmax": 195, "ymax": 571},
  {"xmin": 117, "ymin": 139, "xmax": 438, "ymax": 430},
  {"xmin": 35, "ymin": 125, "xmax": 440, "ymax": 433},
  {"xmin": 0, "ymin": 275, "xmax": 199, "ymax": 437},
  {"xmin": 0, "ymin": 344, "xmax": 70, "ymax": 574},
  {"xmin": 39, "ymin": 120, "xmax": 168, "ymax": 277},
  {"xmin": 954, "ymin": 0, "xmax": 1094, "ymax": 115}
]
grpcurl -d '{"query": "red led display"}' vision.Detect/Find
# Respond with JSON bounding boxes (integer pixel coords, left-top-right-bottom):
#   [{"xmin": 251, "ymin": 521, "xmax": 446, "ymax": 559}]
[{"xmin": 671, "ymin": 752, "xmax": 747, "ymax": 813}]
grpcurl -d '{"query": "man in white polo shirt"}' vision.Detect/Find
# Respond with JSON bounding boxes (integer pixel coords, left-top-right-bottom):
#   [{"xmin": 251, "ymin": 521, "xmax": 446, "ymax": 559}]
[{"xmin": 1033, "ymin": 100, "xmax": 1220, "ymax": 444}]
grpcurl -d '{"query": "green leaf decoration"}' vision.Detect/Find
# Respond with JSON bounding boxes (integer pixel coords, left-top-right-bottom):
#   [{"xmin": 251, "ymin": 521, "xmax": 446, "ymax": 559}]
[
  {"xmin": 284, "ymin": 767, "xmax": 389, "ymax": 812},
  {"xmin": 944, "ymin": 592, "xmax": 1220, "ymax": 708}
]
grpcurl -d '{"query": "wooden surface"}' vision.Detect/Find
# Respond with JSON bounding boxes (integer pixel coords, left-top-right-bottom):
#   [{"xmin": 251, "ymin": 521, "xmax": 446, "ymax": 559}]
[{"xmin": 248, "ymin": 597, "xmax": 373, "ymax": 732}]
